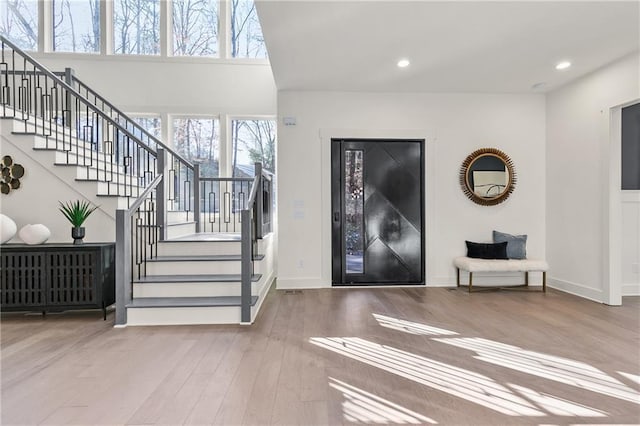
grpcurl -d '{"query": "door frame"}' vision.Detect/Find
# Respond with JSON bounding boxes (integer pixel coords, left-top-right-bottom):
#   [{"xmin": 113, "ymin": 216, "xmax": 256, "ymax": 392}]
[
  {"xmin": 606, "ymin": 98, "xmax": 640, "ymax": 305},
  {"xmin": 330, "ymin": 138, "xmax": 426, "ymax": 286}
]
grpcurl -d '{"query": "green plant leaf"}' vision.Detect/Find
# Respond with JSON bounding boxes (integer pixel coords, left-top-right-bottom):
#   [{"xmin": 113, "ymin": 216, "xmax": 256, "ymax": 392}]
[{"xmin": 58, "ymin": 200, "xmax": 99, "ymax": 227}]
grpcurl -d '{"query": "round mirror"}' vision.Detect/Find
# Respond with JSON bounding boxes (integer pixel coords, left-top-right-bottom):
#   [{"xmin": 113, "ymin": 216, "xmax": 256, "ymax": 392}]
[{"xmin": 459, "ymin": 148, "xmax": 516, "ymax": 206}]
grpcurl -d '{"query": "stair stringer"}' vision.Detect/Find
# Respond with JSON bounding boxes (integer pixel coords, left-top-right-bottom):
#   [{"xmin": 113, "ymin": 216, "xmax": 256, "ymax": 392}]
[
  {"xmin": 249, "ymin": 232, "xmax": 277, "ymax": 324},
  {"xmin": 0, "ymin": 120, "xmax": 123, "ymax": 243}
]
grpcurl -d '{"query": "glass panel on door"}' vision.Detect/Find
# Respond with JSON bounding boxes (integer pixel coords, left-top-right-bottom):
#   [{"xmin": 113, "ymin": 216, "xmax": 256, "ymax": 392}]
[{"xmin": 344, "ymin": 150, "xmax": 364, "ymax": 274}]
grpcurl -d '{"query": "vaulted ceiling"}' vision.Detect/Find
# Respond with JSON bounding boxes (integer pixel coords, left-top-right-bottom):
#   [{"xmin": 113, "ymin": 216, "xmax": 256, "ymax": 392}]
[{"xmin": 256, "ymin": 1, "xmax": 640, "ymax": 93}]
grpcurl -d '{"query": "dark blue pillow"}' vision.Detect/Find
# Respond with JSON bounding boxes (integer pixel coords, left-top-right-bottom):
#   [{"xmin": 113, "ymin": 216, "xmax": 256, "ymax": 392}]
[
  {"xmin": 493, "ymin": 230, "xmax": 527, "ymax": 259},
  {"xmin": 466, "ymin": 241, "xmax": 508, "ymax": 259}
]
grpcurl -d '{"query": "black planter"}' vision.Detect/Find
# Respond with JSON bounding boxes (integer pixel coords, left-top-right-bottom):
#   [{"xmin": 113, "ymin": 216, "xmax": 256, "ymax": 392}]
[{"xmin": 72, "ymin": 227, "xmax": 85, "ymax": 245}]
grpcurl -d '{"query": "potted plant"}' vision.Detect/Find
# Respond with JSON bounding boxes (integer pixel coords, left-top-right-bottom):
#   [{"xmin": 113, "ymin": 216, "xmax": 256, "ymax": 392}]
[{"xmin": 59, "ymin": 200, "xmax": 99, "ymax": 245}]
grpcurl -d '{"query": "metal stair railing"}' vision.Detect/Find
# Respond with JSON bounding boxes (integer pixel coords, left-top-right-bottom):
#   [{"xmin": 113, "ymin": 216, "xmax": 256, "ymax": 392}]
[
  {"xmin": 115, "ymin": 172, "xmax": 164, "ymax": 326},
  {"xmin": 67, "ymin": 71, "xmax": 196, "ymax": 231},
  {"xmin": 0, "ymin": 36, "xmax": 156, "ymax": 202}
]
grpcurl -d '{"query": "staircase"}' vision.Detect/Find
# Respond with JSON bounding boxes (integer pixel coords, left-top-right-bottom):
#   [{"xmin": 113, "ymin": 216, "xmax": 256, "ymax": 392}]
[
  {"xmin": 126, "ymin": 233, "xmax": 274, "ymax": 325},
  {"xmin": 0, "ymin": 36, "xmax": 276, "ymax": 326}
]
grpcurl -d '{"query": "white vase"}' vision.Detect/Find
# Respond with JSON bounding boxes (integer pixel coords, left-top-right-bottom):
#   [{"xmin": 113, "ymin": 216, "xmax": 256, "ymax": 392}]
[
  {"xmin": 0, "ymin": 214, "xmax": 17, "ymax": 244},
  {"xmin": 18, "ymin": 224, "xmax": 51, "ymax": 245}
]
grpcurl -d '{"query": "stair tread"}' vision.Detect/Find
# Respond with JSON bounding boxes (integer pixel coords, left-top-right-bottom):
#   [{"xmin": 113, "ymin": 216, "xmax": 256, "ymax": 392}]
[
  {"xmin": 126, "ymin": 295, "xmax": 258, "ymax": 308},
  {"xmin": 148, "ymin": 254, "xmax": 264, "ymax": 262},
  {"xmin": 163, "ymin": 233, "xmax": 241, "ymax": 242},
  {"xmin": 135, "ymin": 273, "xmax": 262, "ymax": 283}
]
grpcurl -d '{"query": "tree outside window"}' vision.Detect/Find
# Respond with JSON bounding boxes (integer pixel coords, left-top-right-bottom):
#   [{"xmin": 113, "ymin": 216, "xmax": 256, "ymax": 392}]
[
  {"xmin": 231, "ymin": 119, "xmax": 275, "ymax": 177},
  {"xmin": 230, "ymin": 0, "xmax": 267, "ymax": 58},
  {"xmin": 0, "ymin": 0, "xmax": 38, "ymax": 51},
  {"xmin": 53, "ymin": 0, "xmax": 100, "ymax": 53},
  {"xmin": 114, "ymin": 0, "xmax": 160, "ymax": 55},
  {"xmin": 173, "ymin": 117, "xmax": 219, "ymax": 177},
  {"xmin": 131, "ymin": 116, "xmax": 161, "ymax": 150},
  {"xmin": 173, "ymin": 0, "xmax": 218, "ymax": 56}
]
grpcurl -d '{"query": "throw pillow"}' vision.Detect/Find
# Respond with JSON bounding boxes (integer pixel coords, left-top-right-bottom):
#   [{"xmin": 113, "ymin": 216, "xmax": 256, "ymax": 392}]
[
  {"xmin": 493, "ymin": 230, "xmax": 527, "ymax": 259},
  {"xmin": 466, "ymin": 241, "xmax": 508, "ymax": 259}
]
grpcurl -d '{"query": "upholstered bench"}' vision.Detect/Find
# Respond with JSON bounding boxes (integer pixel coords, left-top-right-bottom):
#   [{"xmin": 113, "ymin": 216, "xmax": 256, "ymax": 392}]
[{"xmin": 453, "ymin": 256, "xmax": 549, "ymax": 293}]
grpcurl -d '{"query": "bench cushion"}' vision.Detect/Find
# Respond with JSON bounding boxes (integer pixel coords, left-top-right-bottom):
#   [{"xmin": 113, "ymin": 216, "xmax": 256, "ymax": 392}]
[{"xmin": 454, "ymin": 256, "xmax": 548, "ymax": 272}]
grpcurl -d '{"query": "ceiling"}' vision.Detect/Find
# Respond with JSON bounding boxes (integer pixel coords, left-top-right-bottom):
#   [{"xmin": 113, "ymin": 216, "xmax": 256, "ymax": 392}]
[{"xmin": 256, "ymin": 1, "xmax": 640, "ymax": 93}]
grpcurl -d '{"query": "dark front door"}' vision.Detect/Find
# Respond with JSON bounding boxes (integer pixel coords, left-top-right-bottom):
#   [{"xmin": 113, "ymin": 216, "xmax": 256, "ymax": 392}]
[{"xmin": 331, "ymin": 139, "xmax": 424, "ymax": 285}]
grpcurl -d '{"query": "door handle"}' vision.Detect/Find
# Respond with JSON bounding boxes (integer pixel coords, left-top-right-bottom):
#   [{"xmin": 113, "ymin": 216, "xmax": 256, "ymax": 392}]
[{"xmin": 333, "ymin": 212, "xmax": 340, "ymax": 222}]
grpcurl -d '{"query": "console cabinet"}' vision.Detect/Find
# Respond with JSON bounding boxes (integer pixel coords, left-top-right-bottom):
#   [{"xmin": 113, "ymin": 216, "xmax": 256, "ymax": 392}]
[{"xmin": 1, "ymin": 243, "xmax": 116, "ymax": 319}]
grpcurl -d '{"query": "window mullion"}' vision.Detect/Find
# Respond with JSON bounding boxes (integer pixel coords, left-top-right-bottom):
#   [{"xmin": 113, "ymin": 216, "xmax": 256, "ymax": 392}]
[
  {"xmin": 102, "ymin": 0, "xmax": 112, "ymax": 54},
  {"xmin": 219, "ymin": 0, "xmax": 229, "ymax": 58},
  {"xmin": 161, "ymin": 0, "xmax": 170, "ymax": 56},
  {"xmin": 220, "ymin": 114, "xmax": 231, "ymax": 177},
  {"xmin": 40, "ymin": 0, "xmax": 52, "ymax": 52}
]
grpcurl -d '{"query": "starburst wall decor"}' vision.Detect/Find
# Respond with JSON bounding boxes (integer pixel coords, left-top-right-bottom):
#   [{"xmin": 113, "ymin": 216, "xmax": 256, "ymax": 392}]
[{"xmin": 1, "ymin": 156, "xmax": 25, "ymax": 194}]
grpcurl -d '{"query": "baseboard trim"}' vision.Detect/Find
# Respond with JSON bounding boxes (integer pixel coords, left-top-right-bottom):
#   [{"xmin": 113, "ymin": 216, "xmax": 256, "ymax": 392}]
[
  {"xmin": 622, "ymin": 283, "xmax": 640, "ymax": 296},
  {"xmin": 547, "ymin": 277, "xmax": 603, "ymax": 303},
  {"xmin": 276, "ymin": 278, "xmax": 328, "ymax": 289}
]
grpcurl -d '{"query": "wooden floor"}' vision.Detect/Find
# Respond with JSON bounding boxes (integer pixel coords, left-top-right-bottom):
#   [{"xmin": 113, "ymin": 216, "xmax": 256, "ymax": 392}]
[{"xmin": 2, "ymin": 287, "xmax": 639, "ymax": 425}]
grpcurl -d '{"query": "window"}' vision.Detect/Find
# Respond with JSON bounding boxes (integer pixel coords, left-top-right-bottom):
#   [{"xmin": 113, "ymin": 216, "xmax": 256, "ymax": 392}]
[
  {"xmin": 231, "ymin": 119, "xmax": 275, "ymax": 177},
  {"xmin": 230, "ymin": 0, "xmax": 267, "ymax": 58},
  {"xmin": 173, "ymin": 117, "xmax": 219, "ymax": 176},
  {"xmin": 132, "ymin": 116, "xmax": 161, "ymax": 150},
  {"xmin": 172, "ymin": 0, "xmax": 218, "ymax": 56},
  {"xmin": 114, "ymin": 0, "xmax": 160, "ymax": 55},
  {"xmin": 53, "ymin": 0, "xmax": 100, "ymax": 53},
  {"xmin": 0, "ymin": 0, "xmax": 38, "ymax": 51}
]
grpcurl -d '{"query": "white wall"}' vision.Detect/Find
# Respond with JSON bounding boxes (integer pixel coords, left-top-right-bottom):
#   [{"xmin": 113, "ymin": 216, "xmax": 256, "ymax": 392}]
[
  {"xmin": 546, "ymin": 53, "xmax": 640, "ymax": 302},
  {"xmin": 277, "ymin": 91, "xmax": 546, "ymax": 289},
  {"xmin": 0, "ymin": 128, "xmax": 117, "ymax": 244},
  {"xmin": 33, "ymin": 54, "xmax": 277, "ymax": 115}
]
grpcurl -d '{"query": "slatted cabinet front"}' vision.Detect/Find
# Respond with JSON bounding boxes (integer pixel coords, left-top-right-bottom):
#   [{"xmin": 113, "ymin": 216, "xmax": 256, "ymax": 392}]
[{"xmin": 0, "ymin": 244, "xmax": 115, "ymax": 316}]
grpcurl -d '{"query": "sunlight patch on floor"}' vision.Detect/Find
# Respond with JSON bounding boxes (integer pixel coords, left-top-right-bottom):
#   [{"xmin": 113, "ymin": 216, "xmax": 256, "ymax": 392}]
[
  {"xmin": 509, "ymin": 384, "xmax": 606, "ymax": 417},
  {"xmin": 433, "ymin": 337, "xmax": 640, "ymax": 405},
  {"xmin": 372, "ymin": 313, "xmax": 458, "ymax": 336},
  {"xmin": 618, "ymin": 371, "xmax": 640, "ymax": 386},
  {"xmin": 310, "ymin": 337, "xmax": 545, "ymax": 416},
  {"xmin": 328, "ymin": 377, "xmax": 437, "ymax": 424}
]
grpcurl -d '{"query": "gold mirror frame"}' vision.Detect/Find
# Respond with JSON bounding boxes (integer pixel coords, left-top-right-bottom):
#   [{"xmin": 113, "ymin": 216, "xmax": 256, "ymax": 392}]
[{"xmin": 459, "ymin": 148, "xmax": 516, "ymax": 206}]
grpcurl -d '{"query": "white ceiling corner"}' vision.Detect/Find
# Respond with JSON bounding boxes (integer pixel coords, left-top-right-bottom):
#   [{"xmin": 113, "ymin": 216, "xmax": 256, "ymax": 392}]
[{"xmin": 256, "ymin": 0, "xmax": 640, "ymax": 93}]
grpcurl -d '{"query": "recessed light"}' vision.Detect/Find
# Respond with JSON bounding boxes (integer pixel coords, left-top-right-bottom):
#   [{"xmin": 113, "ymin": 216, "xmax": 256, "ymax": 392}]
[
  {"xmin": 397, "ymin": 59, "xmax": 410, "ymax": 68},
  {"xmin": 556, "ymin": 61, "xmax": 571, "ymax": 70}
]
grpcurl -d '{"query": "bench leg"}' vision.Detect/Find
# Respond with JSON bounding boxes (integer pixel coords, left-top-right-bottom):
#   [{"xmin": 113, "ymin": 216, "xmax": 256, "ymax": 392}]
[
  {"xmin": 543, "ymin": 271, "xmax": 547, "ymax": 293},
  {"xmin": 525, "ymin": 271, "xmax": 529, "ymax": 287},
  {"xmin": 469, "ymin": 272, "xmax": 473, "ymax": 293},
  {"xmin": 456, "ymin": 268, "xmax": 460, "ymax": 287}
]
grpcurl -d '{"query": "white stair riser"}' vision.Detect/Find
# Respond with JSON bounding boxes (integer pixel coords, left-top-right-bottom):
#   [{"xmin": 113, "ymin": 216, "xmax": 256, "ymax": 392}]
[
  {"xmin": 133, "ymin": 281, "xmax": 258, "ymax": 298},
  {"xmin": 33, "ymin": 134, "xmax": 97, "ymax": 151},
  {"xmin": 166, "ymin": 211, "xmax": 192, "ymax": 223},
  {"xmin": 166, "ymin": 222, "xmax": 197, "ymax": 239},
  {"xmin": 76, "ymin": 167, "xmax": 132, "ymax": 181},
  {"xmin": 127, "ymin": 306, "xmax": 241, "ymax": 326},
  {"xmin": 198, "ymin": 217, "xmax": 242, "ymax": 233},
  {"xmin": 7, "ymin": 117, "xmax": 90, "ymax": 141},
  {"xmin": 94, "ymin": 181, "xmax": 146, "ymax": 197},
  {"xmin": 157, "ymin": 241, "xmax": 241, "ymax": 256},
  {"xmin": 146, "ymin": 260, "xmax": 263, "ymax": 275},
  {"xmin": 52, "ymin": 150, "xmax": 130, "ymax": 171},
  {"xmin": 156, "ymin": 237, "xmax": 268, "ymax": 256}
]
